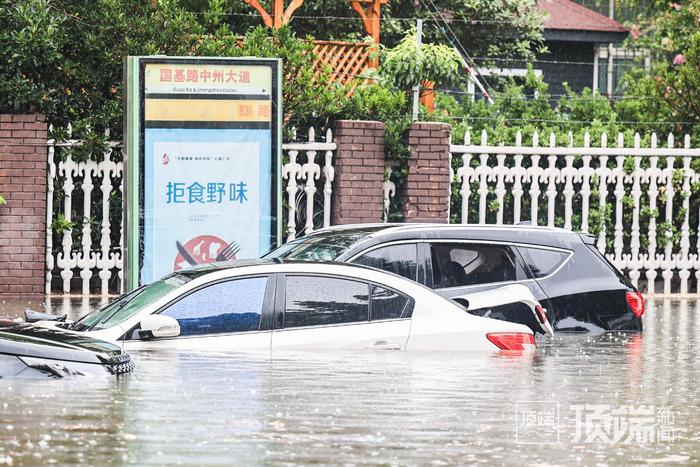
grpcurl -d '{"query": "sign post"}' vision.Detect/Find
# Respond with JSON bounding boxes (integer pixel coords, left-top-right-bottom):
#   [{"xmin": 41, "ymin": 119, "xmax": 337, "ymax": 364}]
[{"xmin": 124, "ymin": 57, "xmax": 282, "ymax": 290}]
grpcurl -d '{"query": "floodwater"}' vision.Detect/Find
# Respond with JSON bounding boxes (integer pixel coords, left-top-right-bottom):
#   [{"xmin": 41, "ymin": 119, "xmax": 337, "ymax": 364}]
[{"xmin": 0, "ymin": 298, "xmax": 698, "ymax": 465}]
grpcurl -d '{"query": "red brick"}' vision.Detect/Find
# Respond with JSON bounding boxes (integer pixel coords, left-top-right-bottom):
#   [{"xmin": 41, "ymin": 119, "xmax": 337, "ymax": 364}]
[
  {"xmin": 23, "ymin": 122, "xmax": 47, "ymax": 131},
  {"xmin": 0, "ymin": 122, "xmax": 24, "ymax": 130},
  {"xmin": 21, "ymin": 138, "xmax": 47, "ymax": 146},
  {"xmin": 14, "ymin": 114, "xmax": 40, "ymax": 123},
  {"xmin": 21, "ymin": 153, "xmax": 46, "ymax": 162},
  {"xmin": 331, "ymin": 120, "xmax": 386, "ymax": 225},
  {"xmin": 10, "ymin": 130, "xmax": 36, "ymax": 139},
  {"xmin": 0, "ymin": 115, "xmax": 47, "ymax": 295},
  {"xmin": 6, "ymin": 145, "xmax": 34, "ymax": 154}
]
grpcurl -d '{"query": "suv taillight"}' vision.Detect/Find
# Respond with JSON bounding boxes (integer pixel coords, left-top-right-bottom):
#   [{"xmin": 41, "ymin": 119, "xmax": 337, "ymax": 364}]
[
  {"xmin": 486, "ymin": 333, "xmax": 536, "ymax": 351},
  {"xmin": 626, "ymin": 291, "xmax": 645, "ymax": 318},
  {"xmin": 535, "ymin": 304, "xmax": 547, "ymax": 324}
]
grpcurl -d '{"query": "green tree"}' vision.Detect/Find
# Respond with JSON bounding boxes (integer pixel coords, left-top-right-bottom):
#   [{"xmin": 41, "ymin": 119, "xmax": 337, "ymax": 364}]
[
  {"xmin": 617, "ymin": 0, "xmax": 700, "ymax": 139},
  {"xmin": 293, "ymin": 0, "xmax": 545, "ymax": 60}
]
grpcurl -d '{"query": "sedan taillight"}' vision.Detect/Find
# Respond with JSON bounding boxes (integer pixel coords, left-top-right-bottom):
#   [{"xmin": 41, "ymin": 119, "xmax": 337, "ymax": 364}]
[
  {"xmin": 625, "ymin": 291, "xmax": 645, "ymax": 318},
  {"xmin": 486, "ymin": 332, "xmax": 536, "ymax": 351}
]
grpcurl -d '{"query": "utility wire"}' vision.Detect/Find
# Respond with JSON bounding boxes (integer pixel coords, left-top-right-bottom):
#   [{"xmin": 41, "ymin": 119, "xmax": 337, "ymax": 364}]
[
  {"xmin": 423, "ymin": 0, "xmax": 495, "ymax": 96},
  {"xmin": 471, "ymin": 56, "xmax": 648, "ymax": 67},
  {"xmin": 327, "ymin": 70, "xmax": 659, "ymax": 102},
  {"xmin": 184, "ymin": 11, "xmax": 625, "ymax": 28},
  {"xmin": 416, "ymin": 0, "xmax": 494, "ymax": 103},
  {"xmin": 434, "ymin": 87, "xmax": 659, "ymax": 101},
  {"xmin": 434, "ymin": 114, "xmax": 699, "ymax": 127}
]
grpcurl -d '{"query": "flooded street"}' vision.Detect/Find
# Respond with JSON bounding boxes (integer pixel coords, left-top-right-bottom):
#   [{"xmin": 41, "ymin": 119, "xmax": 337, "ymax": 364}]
[{"xmin": 0, "ymin": 298, "xmax": 698, "ymax": 465}]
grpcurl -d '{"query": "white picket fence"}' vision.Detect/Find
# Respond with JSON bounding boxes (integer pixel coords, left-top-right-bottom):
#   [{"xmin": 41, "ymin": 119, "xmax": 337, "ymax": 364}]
[
  {"xmin": 447, "ymin": 130, "xmax": 700, "ymax": 294},
  {"xmin": 47, "ymin": 127, "xmax": 335, "ymax": 295},
  {"xmin": 49, "ymin": 125, "xmax": 700, "ymax": 295}
]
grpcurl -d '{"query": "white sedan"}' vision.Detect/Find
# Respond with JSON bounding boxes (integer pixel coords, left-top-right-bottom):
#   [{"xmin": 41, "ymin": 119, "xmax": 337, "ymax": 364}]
[{"xmin": 42, "ymin": 261, "xmax": 546, "ymax": 352}]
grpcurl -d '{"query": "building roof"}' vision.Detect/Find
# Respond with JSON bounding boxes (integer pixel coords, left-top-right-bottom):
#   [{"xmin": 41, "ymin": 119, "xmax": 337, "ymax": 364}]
[{"xmin": 538, "ymin": 0, "xmax": 628, "ymax": 43}]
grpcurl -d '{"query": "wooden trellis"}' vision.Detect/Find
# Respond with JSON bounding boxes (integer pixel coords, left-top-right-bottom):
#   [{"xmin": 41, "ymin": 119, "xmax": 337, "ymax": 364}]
[
  {"xmin": 244, "ymin": 0, "xmax": 386, "ymax": 78},
  {"xmin": 312, "ymin": 40, "xmax": 373, "ymax": 87}
]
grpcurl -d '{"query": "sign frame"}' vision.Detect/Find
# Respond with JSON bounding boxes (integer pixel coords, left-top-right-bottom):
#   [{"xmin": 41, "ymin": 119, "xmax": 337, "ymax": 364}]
[{"xmin": 124, "ymin": 56, "xmax": 282, "ymax": 292}]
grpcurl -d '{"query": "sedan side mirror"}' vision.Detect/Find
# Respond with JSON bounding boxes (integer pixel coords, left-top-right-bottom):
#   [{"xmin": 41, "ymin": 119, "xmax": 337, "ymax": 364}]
[{"xmin": 139, "ymin": 315, "xmax": 180, "ymax": 339}]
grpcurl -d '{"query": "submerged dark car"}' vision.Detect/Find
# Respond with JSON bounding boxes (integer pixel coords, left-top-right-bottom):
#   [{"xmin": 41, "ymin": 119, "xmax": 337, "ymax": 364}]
[
  {"xmin": 0, "ymin": 320, "xmax": 134, "ymax": 378},
  {"xmin": 265, "ymin": 224, "xmax": 644, "ymax": 332}
]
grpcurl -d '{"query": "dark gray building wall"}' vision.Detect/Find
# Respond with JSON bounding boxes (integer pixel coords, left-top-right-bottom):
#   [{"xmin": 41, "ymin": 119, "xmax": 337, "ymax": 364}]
[{"xmin": 536, "ymin": 40, "xmax": 596, "ymax": 98}]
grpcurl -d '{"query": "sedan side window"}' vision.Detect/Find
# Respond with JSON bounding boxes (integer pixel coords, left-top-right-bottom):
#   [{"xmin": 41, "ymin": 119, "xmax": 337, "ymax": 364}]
[
  {"xmin": 518, "ymin": 247, "xmax": 571, "ymax": 278},
  {"xmin": 430, "ymin": 243, "xmax": 524, "ymax": 289},
  {"xmin": 352, "ymin": 243, "xmax": 418, "ymax": 281},
  {"xmin": 161, "ymin": 277, "xmax": 268, "ymax": 336},
  {"xmin": 284, "ymin": 276, "xmax": 369, "ymax": 328},
  {"xmin": 371, "ymin": 286, "xmax": 414, "ymax": 320}
]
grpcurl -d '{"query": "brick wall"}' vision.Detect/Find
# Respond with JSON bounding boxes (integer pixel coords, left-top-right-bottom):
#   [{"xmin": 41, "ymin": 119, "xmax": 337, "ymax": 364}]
[
  {"xmin": 402, "ymin": 122, "xmax": 452, "ymax": 223},
  {"xmin": 0, "ymin": 114, "xmax": 47, "ymax": 295},
  {"xmin": 331, "ymin": 120, "xmax": 386, "ymax": 224}
]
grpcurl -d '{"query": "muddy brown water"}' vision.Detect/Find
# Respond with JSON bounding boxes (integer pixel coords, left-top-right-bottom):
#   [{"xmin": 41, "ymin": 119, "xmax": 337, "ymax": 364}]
[{"xmin": 0, "ymin": 297, "xmax": 698, "ymax": 465}]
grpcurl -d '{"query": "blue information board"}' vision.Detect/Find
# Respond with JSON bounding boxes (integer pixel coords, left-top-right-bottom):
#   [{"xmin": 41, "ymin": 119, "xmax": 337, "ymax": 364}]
[{"xmin": 125, "ymin": 57, "xmax": 281, "ymax": 287}]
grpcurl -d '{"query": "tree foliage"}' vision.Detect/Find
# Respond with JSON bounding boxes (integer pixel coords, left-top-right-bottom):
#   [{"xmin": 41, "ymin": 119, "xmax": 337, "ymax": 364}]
[
  {"xmin": 618, "ymin": 0, "xmax": 700, "ymax": 139},
  {"xmin": 379, "ymin": 30, "xmax": 462, "ymax": 90},
  {"xmin": 293, "ymin": 0, "xmax": 545, "ymax": 60}
]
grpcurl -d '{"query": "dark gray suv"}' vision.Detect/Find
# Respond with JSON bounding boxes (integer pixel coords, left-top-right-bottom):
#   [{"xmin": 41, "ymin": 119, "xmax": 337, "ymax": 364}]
[{"xmin": 265, "ymin": 224, "xmax": 644, "ymax": 332}]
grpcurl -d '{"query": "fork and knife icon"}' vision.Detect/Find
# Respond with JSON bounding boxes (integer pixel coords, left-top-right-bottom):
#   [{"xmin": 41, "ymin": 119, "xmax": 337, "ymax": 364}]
[{"xmin": 175, "ymin": 240, "xmax": 241, "ymax": 266}]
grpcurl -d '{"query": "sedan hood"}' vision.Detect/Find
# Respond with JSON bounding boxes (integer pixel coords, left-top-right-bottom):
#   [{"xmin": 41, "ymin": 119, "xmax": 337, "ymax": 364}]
[{"xmin": 0, "ymin": 322, "xmax": 124, "ymax": 365}]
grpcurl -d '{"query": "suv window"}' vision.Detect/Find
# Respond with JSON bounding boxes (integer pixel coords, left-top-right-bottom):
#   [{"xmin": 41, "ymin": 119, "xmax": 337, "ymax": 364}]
[
  {"xmin": 161, "ymin": 277, "xmax": 268, "ymax": 336},
  {"xmin": 371, "ymin": 286, "xmax": 414, "ymax": 320},
  {"xmin": 352, "ymin": 243, "xmax": 418, "ymax": 281},
  {"xmin": 430, "ymin": 243, "xmax": 524, "ymax": 288},
  {"xmin": 518, "ymin": 247, "xmax": 570, "ymax": 278},
  {"xmin": 284, "ymin": 276, "xmax": 369, "ymax": 328}
]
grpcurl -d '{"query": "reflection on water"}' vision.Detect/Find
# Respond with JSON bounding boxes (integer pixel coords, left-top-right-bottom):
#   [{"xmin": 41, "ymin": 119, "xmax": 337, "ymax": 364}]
[{"xmin": 0, "ymin": 298, "xmax": 699, "ymax": 465}]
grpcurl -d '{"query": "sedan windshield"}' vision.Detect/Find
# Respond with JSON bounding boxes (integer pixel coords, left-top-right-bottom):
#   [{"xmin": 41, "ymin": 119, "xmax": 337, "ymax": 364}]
[
  {"xmin": 72, "ymin": 274, "xmax": 190, "ymax": 331},
  {"xmin": 264, "ymin": 228, "xmax": 381, "ymax": 260}
]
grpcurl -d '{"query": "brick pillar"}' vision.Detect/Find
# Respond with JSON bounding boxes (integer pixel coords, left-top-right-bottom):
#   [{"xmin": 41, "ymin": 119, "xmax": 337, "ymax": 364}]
[
  {"xmin": 402, "ymin": 122, "xmax": 452, "ymax": 223},
  {"xmin": 0, "ymin": 114, "xmax": 47, "ymax": 295},
  {"xmin": 331, "ymin": 120, "xmax": 385, "ymax": 224}
]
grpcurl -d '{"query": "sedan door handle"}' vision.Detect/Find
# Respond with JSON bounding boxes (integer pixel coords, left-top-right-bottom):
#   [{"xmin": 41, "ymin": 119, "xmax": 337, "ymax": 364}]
[{"xmin": 368, "ymin": 340, "xmax": 401, "ymax": 350}]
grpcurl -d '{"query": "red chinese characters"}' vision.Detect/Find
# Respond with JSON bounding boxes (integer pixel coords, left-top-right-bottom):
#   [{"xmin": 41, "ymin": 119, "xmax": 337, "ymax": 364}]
[
  {"xmin": 157, "ymin": 67, "xmax": 254, "ymax": 85},
  {"xmin": 160, "ymin": 68, "xmax": 172, "ymax": 82}
]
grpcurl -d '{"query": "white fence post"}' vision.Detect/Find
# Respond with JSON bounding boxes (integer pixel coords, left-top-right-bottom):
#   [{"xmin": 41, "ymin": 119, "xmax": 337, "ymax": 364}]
[
  {"xmin": 662, "ymin": 134, "xmax": 676, "ymax": 294},
  {"xmin": 48, "ymin": 126, "xmax": 337, "ymax": 295},
  {"xmin": 383, "ymin": 165, "xmax": 396, "ymax": 222},
  {"xmin": 528, "ymin": 131, "xmax": 542, "ymax": 226},
  {"xmin": 45, "ymin": 129, "xmax": 56, "ymax": 295}
]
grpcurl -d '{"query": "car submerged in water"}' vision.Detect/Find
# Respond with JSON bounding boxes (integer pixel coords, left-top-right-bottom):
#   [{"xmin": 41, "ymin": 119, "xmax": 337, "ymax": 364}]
[
  {"xmin": 0, "ymin": 320, "xmax": 134, "ymax": 378},
  {"xmin": 35, "ymin": 261, "xmax": 552, "ymax": 352},
  {"xmin": 264, "ymin": 224, "xmax": 644, "ymax": 333}
]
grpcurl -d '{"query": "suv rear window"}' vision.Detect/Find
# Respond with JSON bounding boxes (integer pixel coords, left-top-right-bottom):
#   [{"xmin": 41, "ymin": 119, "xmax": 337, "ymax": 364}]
[
  {"xmin": 430, "ymin": 243, "xmax": 524, "ymax": 288},
  {"xmin": 518, "ymin": 247, "xmax": 571, "ymax": 278}
]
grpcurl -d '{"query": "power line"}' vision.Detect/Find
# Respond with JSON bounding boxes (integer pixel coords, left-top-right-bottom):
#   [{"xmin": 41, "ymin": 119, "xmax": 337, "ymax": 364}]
[
  {"xmin": 423, "ymin": 0, "xmax": 494, "ymax": 96},
  {"xmin": 182, "ymin": 11, "xmax": 626, "ymax": 28},
  {"xmin": 326, "ymin": 70, "xmax": 659, "ymax": 103},
  {"xmin": 471, "ymin": 56, "xmax": 648, "ymax": 67},
  {"xmin": 417, "ymin": 0, "xmax": 494, "ymax": 103},
  {"xmin": 434, "ymin": 87, "xmax": 659, "ymax": 101}
]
